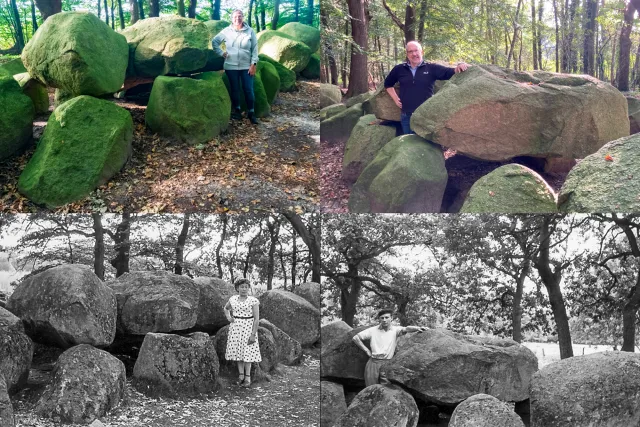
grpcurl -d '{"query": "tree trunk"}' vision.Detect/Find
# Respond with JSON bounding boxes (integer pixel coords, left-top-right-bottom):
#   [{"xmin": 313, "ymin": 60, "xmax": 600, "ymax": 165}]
[
  {"xmin": 538, "ymin": 0, "xmax": 543, "ymax": 68},
  {"xmin": 345, "ymin": 0, "xmax": 369, "ymax": 97},
  {"xmin": 512, "ymin": 259, "xmax": 530, "ymax": 343},
  {"xmin": 621, "ymin": 274, "xmax": 640, "ymax": 351},
  {"xmin": 138, "ymin": 0, "xmax": 145, "ymax": 19},
  {"xmin": 532, "ymin": 0, "xmax": 538, "ymax": 70},
  {"xmin": 271, "ymin": 0, "xmax": 280, "ymax": 29},
  {"xmin": 216, "ymin": 214, "xmax": 228, "ymax": 278},
  {"xmin": 566, "ymin": 0, "xmax": 580, "ymax": 72},
  {"xmin": 9, "ymin": 0, "xmax": 25, "ymax": 52},
  {"xmin": 266, "ymin": 218, "xmax": 280, "ymax": 290},
  {"xmin": 291, "ymin": 228, "xmax": 297, "ymax": 288},
  {"xmin": 616, "ymin": 2, "xmax": 635, "ymax": 91},
  {"xmin": 174, "ymin": 214, "xmax": 190, "ymax": 275},
  {"xmin": 282, "ymin": 213, "xmax": 320, "ymax": 283},
  {"xmin": 611, "ymin": 30, "xmax": 617, "ymax": 84},
  {"xmin": 403, "ymin": 5, "xmax": 415, "ymax": 43},
  {"xmin": 506, "ymin": 0, "xmax": 523, "ymax": 69},
  {"xmin": 417, "ymin": 0, "xmax": 427, "ymax": 42},
  {"xmin": 294, "ymin": 0, "xmax": 299, "ymax": 21},
  {"xmin": 260, "ymin": 3, "xmax": 265, "ymax": 30},
  {"xmin": 212, "ymin": 0, "xmax": 220, "ymax": 19},
  {"xmin": 98, "ymin": 0, "xmax": 101, "ymax": 18},
  {"xmin": 104, "ymin": 0, "xmax": 109, "ymax": 25},
  {"xmin": 92, "ymin": 214, "xmax": 105, "ymax": 280},
  {"xmin": 117, "ymin": 0, "xmax": 125, "ymax": 29},
  {"xmin": 34, "ymin": 0, "xmax": 61, "ymax": 21},
  {"xmin": 582, "ymin": 0, "xmax": 597, "ymax": 75},
  {"xmin": 254, "ymin": 0, "xmax": 260, "ymax": 31},
  {"xmin": 306, "ymin": 0, "xmax": 313, "ymax": 25},
  {"xmin": 111, "ymin": 0, "xmax": 116, "ymax": 29},
  {"xmin": 110, "ymin": 213, "xmax": 131, "ymax": 277},
  {"xmin": 187, "ymin": 0, "xmax": 196, "ymax": 18},
  {"xmin": 130, "ymin": 0, "xmax": 139, "ymax": 24},
  {"xmin": 248, "ymin": 0, "xmax": 253, "ymax": 26},
  {"xmin": 340, "ymin": 275, "xmax": 361, "ymax": 326},
  {"xmin": 342, "ymin": 19, "xmax": 349, "ymax": 87},
  {"xmin": 320, "ymin": 7, "xmax": 338, "ymax": 85},
  {"xmin": 149, "ymin": 0, "xmax": 159, "ymax": 17},
  {"xmin": 31, "ymin": 0, "xmax": 38, "ymax": 33},
  {"xmin": 177, "ymin": 0, "xmax": 185, "ymax": 16},
  {"xmin": 553, "ymin": 0, "xmax": 559, "ymax": 72}
]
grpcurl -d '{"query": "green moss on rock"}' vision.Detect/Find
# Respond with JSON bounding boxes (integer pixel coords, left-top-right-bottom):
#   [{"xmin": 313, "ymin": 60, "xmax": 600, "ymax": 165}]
[
  {"xmin": 14, "ymin": 72, "xmax": 49, "ymax": 114},
  {"xmin": 259, "ymin": 54, "xmax": 296, "ymax": 92},
  {"xmin": 0, "ymin": 76, "xmax": 34, "ymax": 160},
  {"xmin": 342, "ymin": 114, "xmax": 396, "ymax": 183},
  {"xmin": 320, "ymin": 103, "xmax": 363, "ymax": 144},
  {"xmin": 0, "ymin": 57, "xmax": 26, "ymax": 76},
  {"xmin": 258, "ymin": 30, "xmax": 311, "ymax": 73},
  {"xmin": 22, "ymin": 12, "xmax": 128, "ymax": 97},
  {"xmin": 220, "ymin": 71, "xmax": 270, "ymax": 118},
  {"xmin": 301, "ymin": 53, "xmax": 320, "ymax": 79},
  {"xmin": 257, "ymin": 61, "xmax": 280, "ymax": 104},
  {"xmin": 278, "ymin": 22, "xmax": 320, "ymax": 52},
  {"xmin": 18, "ymin": 96, "xmax": 132, "ymax": 207},
  {"xmin": 460, "ymin": 164, "xmax": 557, "ymax": 213},
  {"xmin": 147, "ymin": 75, "xmax": 231, "ymax": 143}
]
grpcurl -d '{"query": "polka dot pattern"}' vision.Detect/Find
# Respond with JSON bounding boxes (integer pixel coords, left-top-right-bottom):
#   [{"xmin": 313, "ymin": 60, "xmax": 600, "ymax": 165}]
[{"xmin": 225, "ymin": 295, "xmax": 262, "ymax": 362}]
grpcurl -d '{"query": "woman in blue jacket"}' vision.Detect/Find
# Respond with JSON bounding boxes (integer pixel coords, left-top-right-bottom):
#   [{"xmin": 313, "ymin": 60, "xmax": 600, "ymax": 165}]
[{"xmin": 212, "ymin": 10, "xmax": 260, "ymax": 124}]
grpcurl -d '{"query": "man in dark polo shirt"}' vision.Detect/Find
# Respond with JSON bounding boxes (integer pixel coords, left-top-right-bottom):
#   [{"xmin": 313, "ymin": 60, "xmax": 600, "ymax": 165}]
[{"xmin": 385, "ymin": 41, "xmax": 470, "ymax": 134}]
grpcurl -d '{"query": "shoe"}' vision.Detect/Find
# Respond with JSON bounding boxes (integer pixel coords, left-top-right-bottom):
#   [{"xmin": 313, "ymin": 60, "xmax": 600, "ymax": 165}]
[
  {"xmin": 236, "ymin": 374, "xmax": 245, "ymax": 385},
  {"xmin": 241, "ymin": 375, "xmax": 251, "ymax": 387},
  {"xmin": 248, "ymin": 112, "xmax": 259, "ymax": 125},
  {"xmin": 231, "ymin": 109, "xmax": 242, "ymax": 120}
]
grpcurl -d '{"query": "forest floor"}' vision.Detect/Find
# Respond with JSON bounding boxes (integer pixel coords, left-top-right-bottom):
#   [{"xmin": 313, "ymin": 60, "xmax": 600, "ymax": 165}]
[
  {"xmin": 1, "ymin": 80, "xmax": 320, "ymax": 214},
  {"xmin": 320, "ymin": 137, "xmax": 568, "ymax": 213},
  {"xmin": 11, "ymin": 349, "xmax": 320, "ymax": 427}
]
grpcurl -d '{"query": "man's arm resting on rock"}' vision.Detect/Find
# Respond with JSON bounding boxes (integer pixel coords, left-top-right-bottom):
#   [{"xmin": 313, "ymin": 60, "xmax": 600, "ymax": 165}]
[
  {"xmin": 399, "ymin": 326, "xmax": 427, "ymax": 335},
  {"xmin": 352, "ymin": 334, "xmax": 372, "ymax": 357}
]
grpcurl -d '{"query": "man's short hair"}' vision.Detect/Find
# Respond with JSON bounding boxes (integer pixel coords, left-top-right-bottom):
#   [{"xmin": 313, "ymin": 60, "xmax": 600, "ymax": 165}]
[
  {"xmin": 406, "ymin": 40, "xmax": 422, "ymax": 51},
  {"xmin": 376, "ymin": 308, "xmax": 394, "ymax": 318}
]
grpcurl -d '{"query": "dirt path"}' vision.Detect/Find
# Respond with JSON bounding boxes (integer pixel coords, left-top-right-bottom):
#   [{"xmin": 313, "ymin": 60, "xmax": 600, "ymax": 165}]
[
  {"xmin": 12, "ymin": 353, "xmax": 319, "ymax": 427},
  {"xmin": 1, "ymin": 81, "xmax": 319, "ymax": 214}
]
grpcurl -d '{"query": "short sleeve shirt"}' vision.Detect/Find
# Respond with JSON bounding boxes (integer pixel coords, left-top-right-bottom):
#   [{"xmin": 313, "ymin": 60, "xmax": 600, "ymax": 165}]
[
  {"xmin": 357, "ymin": 325, "xmax": 404, "ymax": 359},
  {"xmin": 230, "ymin": 295, "xmax": 259, "ymax": 317}
]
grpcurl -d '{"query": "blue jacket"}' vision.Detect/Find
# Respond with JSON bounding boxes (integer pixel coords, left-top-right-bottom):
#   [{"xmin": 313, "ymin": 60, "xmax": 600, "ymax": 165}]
[
  {"xmin": 384, "ymin": 61, "xmax": 455, "ymax": 114},
  {"xmin": 212, "ymin": 22, "xmax": 259, "ymax": 71}
]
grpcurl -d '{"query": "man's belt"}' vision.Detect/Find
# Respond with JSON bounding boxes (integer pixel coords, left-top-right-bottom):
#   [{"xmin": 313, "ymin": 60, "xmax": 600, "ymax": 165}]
[{"xmin": 234, "ymin": 315, "xmax": 254, "ymax": 319}]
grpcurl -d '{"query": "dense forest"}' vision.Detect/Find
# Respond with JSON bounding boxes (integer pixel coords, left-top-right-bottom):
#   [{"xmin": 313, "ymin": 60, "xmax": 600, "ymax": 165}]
[
  {"xmin": 321, "ymin": 214, "xmax": 640, "ymax": 359},
  {"xmin": 0, "ymin": 0, "xmax": 319, "ymax": 54},
  {"xmin": 322, "ymin": 0, "xmax": 640, "ymax": 95}
]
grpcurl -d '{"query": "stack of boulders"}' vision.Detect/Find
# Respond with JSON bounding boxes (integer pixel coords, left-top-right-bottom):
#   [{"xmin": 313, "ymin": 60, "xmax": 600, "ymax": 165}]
[
  {"xmin": 322, "ymin": 64, "xmax": 634, "ymax": 213},
  {"xmin": 2, "ymin": 12, "xmax": 319, "ymax": 208},
  {"xmin": 1, "ymin": 264, "xmax": 310, "ymax": 425},
  {"xmin": 320, "ymin": 320, "xmax": 537, "ymax": 427}
]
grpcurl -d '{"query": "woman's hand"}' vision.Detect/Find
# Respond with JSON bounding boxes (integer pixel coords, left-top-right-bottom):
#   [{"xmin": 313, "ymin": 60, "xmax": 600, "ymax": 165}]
[
  {"xmin": 249, "ymin": 64, "xmax": 256, "ymax": 76},
  {"xmin": 248, "ymin": 333, "xmax": 256, "ymax": 345},
  {"xmin": 223, "ymin": 52, "xmax": 228, "ymax": 58}
]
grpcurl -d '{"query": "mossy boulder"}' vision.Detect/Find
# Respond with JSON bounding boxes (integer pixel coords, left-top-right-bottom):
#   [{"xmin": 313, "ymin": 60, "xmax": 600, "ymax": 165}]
[
  {"xmin": 320, "ymin": 83, "xmax": 342, "ymax": 108},
  {"xmin": 259, "ymin": 54, "xmax": 296, "ymax": 92},
  {"xmin": 220, "ymin": 71, "xmax": 270, "ymax": 117},
  {"xmin": 558, "ymin": 133, "xmax": 640, "ymax": 212},
  {"xmin": 203, "ymin": 20, "xmax": 230, "ymax": 39},
  {"xmin": 320, "ymin": 103, "xmax": 346, "ymax": 121},
  {"xmin": 301, "ymin": 53, "xmax": 320, "ymax": 79},
  {"xmin": 0, "ymin": 76, "xmax": 34, "ymax": 160},
  {"xmin": 342, "ymin": 115, "xmax": 397, "ymax": 183},
  {"xmin": 349, "ymin": 135, "xmax": 448, "ymax": 213},
  {"xmin": 278, "ymin": 22, "xmax": 320, "ymax": 52},
  {"xmin": 201, "ymin": 20, "xmax": 230, "ymax": 73},
  {"xmin": 122, "ymin": 16, "xmax": 213, "ymax": 77},
  {"xmin": 460, "ymin": 164, "xmax": 558, "ymax": 213},
  {"xmin": 258, "ymin": 30, "xmax": 311, "ymax": 73},
  {"xmin": 53, "ymin": 88, "xmax": 74, "ymax": 108},
  {"xmin": 0, "ymin": 57, "xmax": 26, "ymax": 76},
  {"xmin": 627, "ymin": 96, "xmax": 640, "ymax": 134},
  {"xmin": 14, "ymin": 72, "xmax": 49, "ymax": 114},
  {"xmin": 22, "ymin": 12, "xmax": 128, "ymax": 97},
  {"xmin": 320, "ymin": 103, "xmax": 364, "ymax": 144},
  {"xmin": 147, "ymin": 75, "xmax": 230, "ymax": 143},
  {"xmin": 18, "ymin": 96, "xmax": 133, "ymax": 207},
  {"xmin": 257, "ymin": 61, "xmax": 280, "ymax": 104}
]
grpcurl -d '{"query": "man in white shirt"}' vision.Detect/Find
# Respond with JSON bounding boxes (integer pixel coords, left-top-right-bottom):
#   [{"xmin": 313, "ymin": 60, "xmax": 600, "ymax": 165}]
[{"xmin": 352, "ymin": 308, "xmax": 427, "ymax": 386}]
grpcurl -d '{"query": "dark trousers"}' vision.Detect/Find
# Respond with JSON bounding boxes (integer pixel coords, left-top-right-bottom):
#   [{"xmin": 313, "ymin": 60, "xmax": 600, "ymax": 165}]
[
  {"xmin": 225, "ymin": 69, "xmax": 255, "ymax": 112},
  {"xmin": 400, "ymin": 112, "xmax": 416, "ymax": 135}
]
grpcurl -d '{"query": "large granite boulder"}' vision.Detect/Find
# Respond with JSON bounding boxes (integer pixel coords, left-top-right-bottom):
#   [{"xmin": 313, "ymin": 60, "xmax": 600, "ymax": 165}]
[
  {"xmin": 412, "ymin": 65, "xmax": 629, "ymax": 162},
  {"xmin": 36, "ymin": 344, "xmax": 126, "ymax": 424},
  {"xmin": 320, "ymin": 325, "xmax": 371, "ymax": 383},
  {"xmin": 0, "ymin": 375, "xmax": 13, "ymax": 427},
  {"xmin": 133, "ymin": 332, "xmax": 219, "ymax": 397},
  {"xmin": 320, "ymin": 103, "xmax": 346, "ymax": 121},
  {"xmin": 214, "ymin": 325, "xmax": 278, "ymax": 373},
  {"xmin": 259, "ymin": 54, "xmax": 297, "ymax": 92},
  {"xmin": 558, "ymin": 133, "xmax": 640, "ymax": 212},
  {"xmin": 320, "ymin": 83, "xmax": 342, "ymax": 108},
  {"xmin": 460, "ymin": 164, "xmax": 558, "ymax": 213},
  {"xmin": 449, "ymin": 394, "xmax": 525, "ymax": 427},
  {"xmin": 384, "ymin": 329, "xmax": 538, "ymax": 405},
  {"xmin": 349, "ymin": 135, "xmax": 448, "ymax": 213},
  {"xmin": 192, "ymin": 277, "xmax": 235, "ymax": 333},
  {"xmin": 0, "ymin": 57, "xmax": 26, "ymax": 75},
  {"xmin": 369, "ymin": 84, "xmax": 401, "ymax": 121},
  {"xmin": 203, "ymin": 19, "xmax": 229, "ymax": 38},
  {"xmin": 626, "ymin": 96, "xmax": 640, "ymax": 134},
  {"xmin": 342, "ymin": 115, "xmax": 397, "ymax": 183},
  {"xmin": 320, "ymin": 103, "xmax": 364, "ymax": 144},
  {"xmin": 6, "ymin": 265, "xmax": 117, "ymax": 348},
  {"xmin": 258, "ymin": 61, "xmax": 281, "ymax": 104},
  {"xmin": 345, "ymin": 91, "xmax": 373, "ymax": 108},
  {"xmin": 0, "ymin": 307, "xmax": 33, "ymax": 394},
  {"xmin": 18, "ymin": 96, "xmax": 133, "ymax": 207},
  {"xmin": 257, "ymin": 30, "xmax": 312, "ymax": 72},
  {"xmin": 301, "ymin": 53, "xmax": 321, "ymax": 79},
  {"xmin": 147, "ymin": 75, "xmax": 230, "ymax": 144},
  {"xmin": 107, "ymin": 270, "xmax": 200, "ymax": 335},
  {"xmin": 22, "ymin": 12, "xmax": 128, "ymax": 97},
  {"xmin": 278, "ymin": 22, "xmax": 321, "ymax": 52},
  {"xmin": 0, "ymin": 75, "xmax": 34, "ymax": 160},
  {"xmin": 333, "ymin": 384, "xmax": 419, "ymax": 427},
  {"xmin": 294, "ymin": 282, "xmax": 320, "ymax": 309},
  {"xmin": 259, "ymin": 319, "xmax": 303, "ymax": 365},
  {"xmin": 321, "ymin": 381, "xmax": 348, "ymax": 427},
  {"xmin": 258, "ymin": 289, "xmax": 320, "ymax": 347},
  {"xmin": 320, "ymin": 320, "xmax": 352, "ymax": 350},
  {"xmin": 122, "ymin": 16, "xmax": 213, "ymax": 77},
  {"xmin": 530, "ymin": 351, "xmax": 640, "ymax": 427},
  {"xmin": 13, "ymin": 72, "xmax": 49, "ymax": 114}
]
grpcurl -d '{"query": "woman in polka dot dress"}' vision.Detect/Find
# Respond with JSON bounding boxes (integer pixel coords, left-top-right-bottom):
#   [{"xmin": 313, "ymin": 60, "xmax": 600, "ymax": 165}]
[{"xmin": 223, "ymin": 278, "xmax": 262, "ymax": 387}]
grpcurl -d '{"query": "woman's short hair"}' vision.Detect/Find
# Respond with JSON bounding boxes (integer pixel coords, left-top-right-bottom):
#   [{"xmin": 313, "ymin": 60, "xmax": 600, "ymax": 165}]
[
  {"xmin": 232, "ymin": 9, "xmax": 243, "ymax": 16},
  {"xmin": 234, "ymin": 278, "xmax": 250, "ymax": 291},
  {"xmin": 376, "ymin": 308, "xmax": 394, "ymax": 318}
]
